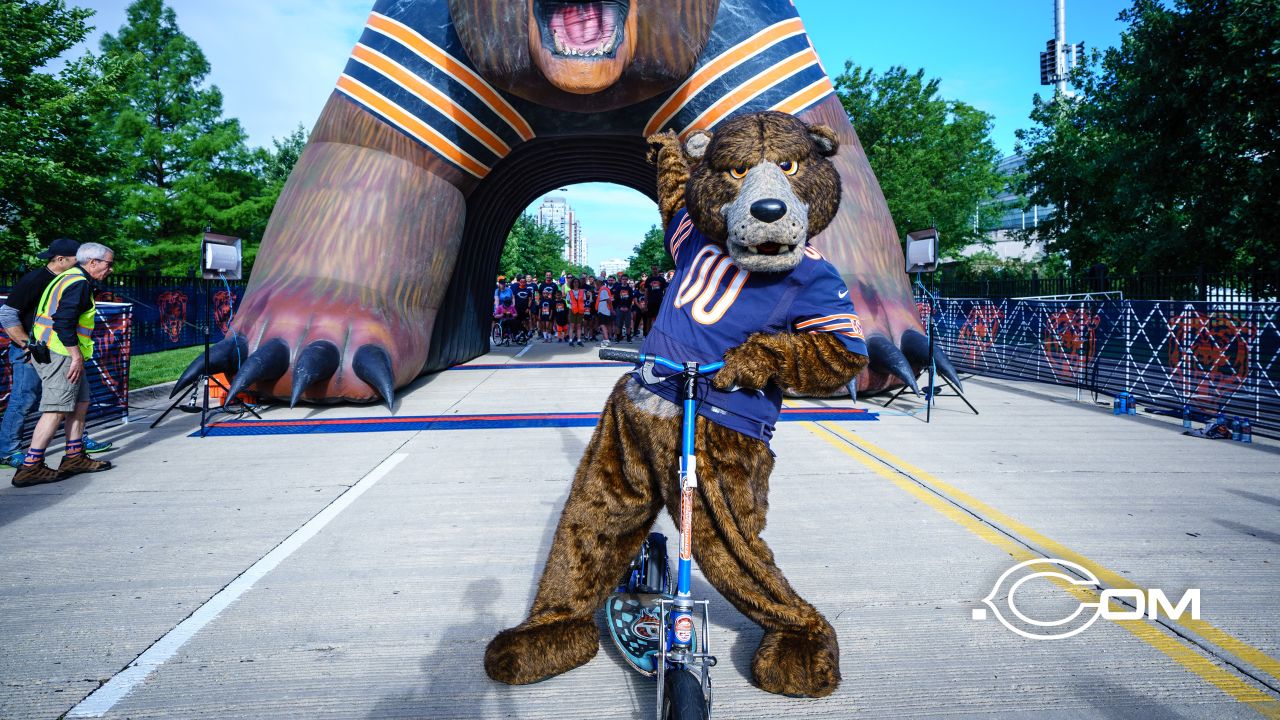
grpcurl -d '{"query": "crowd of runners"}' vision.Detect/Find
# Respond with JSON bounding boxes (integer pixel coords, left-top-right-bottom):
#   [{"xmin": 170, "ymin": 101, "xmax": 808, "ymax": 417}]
[{"xmin": 493, "ymin": 267, "xmax": 673, "ymax": 347}]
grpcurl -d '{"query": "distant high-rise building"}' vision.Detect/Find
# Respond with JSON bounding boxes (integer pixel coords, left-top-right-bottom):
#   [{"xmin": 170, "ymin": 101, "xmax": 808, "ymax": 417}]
[
  {"xmin": 597, "ymin": 259, "xmax": 628, "ymax": 277},
  {"xmin": 535, "ymin": 197, "xmax": 585, "ymax": 266}
]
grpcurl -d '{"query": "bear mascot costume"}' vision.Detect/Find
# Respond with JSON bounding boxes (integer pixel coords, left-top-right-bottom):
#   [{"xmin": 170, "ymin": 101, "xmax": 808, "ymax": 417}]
[{"xmin": 484, "ymin": 111, "xmax": 869, "ymax": 699}]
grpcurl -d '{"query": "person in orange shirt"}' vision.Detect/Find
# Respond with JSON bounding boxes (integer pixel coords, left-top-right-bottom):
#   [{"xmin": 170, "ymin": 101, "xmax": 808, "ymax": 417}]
[{"xmin": 566, "ymin": 277, "xmax": 587, "ymax": 347}]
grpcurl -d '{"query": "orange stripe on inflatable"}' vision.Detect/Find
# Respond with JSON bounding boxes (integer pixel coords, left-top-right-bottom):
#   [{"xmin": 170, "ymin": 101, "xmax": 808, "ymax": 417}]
[
  {"xmin": 365, "ymin": 13, "xmax": 534, "ymax": 141},
  {"xmin": 351, "ymin": 44, "xmax": 509, "ymax": 156},
  {"xmin": 680, "ymin": 49, "xmax": 818, "ymax": 138},
  {"xmin": 644, "ymin": 18, "xmax": 804, "ymax": 136},
  {"xmin": 771, "ymin": 77, "xmax": 833, "ymax": 116},
  {"xmin": 337, "ymin": 75, "xmax": 489, "ymax": 178}
]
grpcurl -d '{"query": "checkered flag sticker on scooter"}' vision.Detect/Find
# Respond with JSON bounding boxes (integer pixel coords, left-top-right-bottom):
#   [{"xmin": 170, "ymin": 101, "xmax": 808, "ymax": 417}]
[{"xmin": 605, "ymin": 592, "xmax": 697, "ymax": 677}]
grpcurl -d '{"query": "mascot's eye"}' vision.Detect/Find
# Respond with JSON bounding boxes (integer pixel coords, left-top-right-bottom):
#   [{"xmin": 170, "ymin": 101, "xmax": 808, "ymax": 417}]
[
  {"xmin": 779, "ymin": 160, "xmax": 799, "ymax": 175},
  {"xmin": 728, "ymin": 166, "xmax": 749, "ymax": 179}
]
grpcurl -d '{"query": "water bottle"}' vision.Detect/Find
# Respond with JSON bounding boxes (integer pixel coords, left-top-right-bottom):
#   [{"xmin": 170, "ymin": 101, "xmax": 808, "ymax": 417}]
[
  {"xmin": 1231, "ymin": 417, "xmax": 1241, "ymax": 441},
  {"xmin": 1241, "ymin": 419, "xmax": 1252, "ymax": 444},
  {"xmin": 1127, "ymin": 394, "xmax": 1137, "ymax": 415},
  {"xmin": 1182, "ymin": 405, "xmax": 1192, "ymax": 429},
  {"xmin": 1113, "ymin": 393, "xmax": 1124, "ymax": 415}
]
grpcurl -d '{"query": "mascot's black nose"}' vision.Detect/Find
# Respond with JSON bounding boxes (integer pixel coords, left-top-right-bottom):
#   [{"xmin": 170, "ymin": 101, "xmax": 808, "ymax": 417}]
[{"xmin": 750, "ymin": 199, "xmax": 787, "ymax": 223}]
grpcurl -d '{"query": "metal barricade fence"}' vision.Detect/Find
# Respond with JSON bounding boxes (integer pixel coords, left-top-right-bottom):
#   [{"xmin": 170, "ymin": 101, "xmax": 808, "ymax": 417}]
[
  {"xmin": 0, "ymin": 302, "xmax": 133, "ymax": 433},
  {"xmin": 923, "ymin": 296, "xmax": 1280, "ymax": 439},
  {"xmin": 1, "ymin": 273, "xmax": 245, "ymax": 357}
]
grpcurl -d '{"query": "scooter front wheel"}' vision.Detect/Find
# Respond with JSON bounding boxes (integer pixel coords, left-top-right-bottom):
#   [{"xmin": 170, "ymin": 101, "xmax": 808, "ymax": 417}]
[{"xmin": 663, "ymin": 668, "xmax": 708, "ymax": 720}]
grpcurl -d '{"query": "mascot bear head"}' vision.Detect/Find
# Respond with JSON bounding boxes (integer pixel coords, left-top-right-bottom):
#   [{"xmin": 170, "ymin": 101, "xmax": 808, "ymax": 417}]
[{"xmin": 651, "ymin": 111, "xmax": 842, "ymax": 274}]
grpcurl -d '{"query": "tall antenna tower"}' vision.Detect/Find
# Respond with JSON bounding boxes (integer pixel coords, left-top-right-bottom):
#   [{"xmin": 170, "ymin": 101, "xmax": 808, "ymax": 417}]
[{"xmin": 1040, "ymin": 0, "xmax": 1085, "ymax": 94}]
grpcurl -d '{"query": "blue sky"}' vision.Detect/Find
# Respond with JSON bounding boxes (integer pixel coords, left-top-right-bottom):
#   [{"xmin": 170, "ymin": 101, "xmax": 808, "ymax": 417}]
[{"xmin": 67, "ymin": 0, "xmax": 1132, "ymax": 267}]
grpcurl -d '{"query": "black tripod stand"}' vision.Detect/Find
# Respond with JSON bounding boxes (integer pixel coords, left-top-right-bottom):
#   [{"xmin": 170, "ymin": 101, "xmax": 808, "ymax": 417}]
[
  {"xmin": 150, "ymin": 275, "xmax": 259, "ymax": 436},
  {"xmin": 883, "ymin": 272, "xmax": 978, "ymax": 422}
]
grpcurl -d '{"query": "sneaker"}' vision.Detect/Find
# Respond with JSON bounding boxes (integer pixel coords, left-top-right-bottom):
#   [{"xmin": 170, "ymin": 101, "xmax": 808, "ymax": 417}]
[
  {"xmin": 12, "ymin": 462, "xmax": 65, "ymax": 487},
  {"xmin": 598, "ymin": 339, "xmax": 611, "ymax": 348},
  {"xmin": 58, "ymin": 454, "xmax": 113, "ymax": 476},
  {"xmin": 83, "ymin": 436, "xmax": 112, "ymax": 454},
  {"xmin": 2, "ymin": 450, "xmax": 23, "ymax": 470}
]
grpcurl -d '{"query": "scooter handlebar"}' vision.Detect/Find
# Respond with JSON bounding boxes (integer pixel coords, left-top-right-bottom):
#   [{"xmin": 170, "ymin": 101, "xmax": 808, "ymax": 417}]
[{"xmin": 599, "ymin": 348, "xmax": 641, "ymax": 364}]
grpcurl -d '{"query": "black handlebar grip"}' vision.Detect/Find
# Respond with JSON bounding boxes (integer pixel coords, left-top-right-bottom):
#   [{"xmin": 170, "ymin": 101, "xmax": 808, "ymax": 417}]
[{"xmin": 599, "ymin": 348, "xmax": 641, "ymax": 363}]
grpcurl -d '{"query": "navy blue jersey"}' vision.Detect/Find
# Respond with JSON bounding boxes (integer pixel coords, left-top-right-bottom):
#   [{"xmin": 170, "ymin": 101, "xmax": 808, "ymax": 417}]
[{"xmin": 636, "ymin": 210, "xmax": 868, "ymax": 444}]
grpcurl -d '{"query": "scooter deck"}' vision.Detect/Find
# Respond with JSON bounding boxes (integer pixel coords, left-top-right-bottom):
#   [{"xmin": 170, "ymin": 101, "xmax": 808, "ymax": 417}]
[{"xmin": 605, "ymin": 592, "xmax": 698, "ymax": 677}]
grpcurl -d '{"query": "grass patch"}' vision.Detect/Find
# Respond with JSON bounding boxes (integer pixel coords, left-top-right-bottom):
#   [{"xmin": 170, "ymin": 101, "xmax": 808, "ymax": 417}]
[{"xmin": 130, "ymin": 346, "xmax": 205, "ymax": 390}]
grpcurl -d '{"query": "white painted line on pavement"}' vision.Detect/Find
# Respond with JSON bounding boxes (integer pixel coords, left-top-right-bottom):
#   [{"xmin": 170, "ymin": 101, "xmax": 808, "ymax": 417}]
[
  {"xmin": 516, "ymin": 343, "xmax": 532, "ymax": 358},
  {"xmin": 67, "ymin": 453, "xmax": 410, "ymax": 717}
]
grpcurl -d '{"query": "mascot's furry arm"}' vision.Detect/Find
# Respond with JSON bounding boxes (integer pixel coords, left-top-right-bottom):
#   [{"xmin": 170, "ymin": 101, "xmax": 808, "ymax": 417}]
[
  {"xmin": 646, "ymin": 130, "xmax": 697, "ymax": 231},
  {"xmin": 714, "ymin": 332, "xmax": 869, "ymax": 394}
]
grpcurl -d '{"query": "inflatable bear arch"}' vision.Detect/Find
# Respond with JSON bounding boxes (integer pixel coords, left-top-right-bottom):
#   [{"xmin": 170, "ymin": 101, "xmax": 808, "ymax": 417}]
[{"xmin": 173, "ymin": 0, "xmax": 961, "ymax": 407}]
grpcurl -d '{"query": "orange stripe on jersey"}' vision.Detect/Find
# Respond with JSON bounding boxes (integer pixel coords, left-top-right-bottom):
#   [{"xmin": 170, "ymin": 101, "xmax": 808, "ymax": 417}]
[
  {"xmin": 644, "ymin": 18, "xmax": 804, "ymax": 136},
  {"xmin": 795, "ymin": 313, "xmax": 860, "ymax": 330},
  {"xmin": 365, "ymin": 12, "xmax": 534, "ymax": 141},
  {"xmin": 337, "ymin": 75, "xmax": 489, "ymax": 178},
  {"xmin": 351, "ymin": 44, "xmax": 510, "ymax": 156},
  {"xmin": 669, "ymin": 216, "xmax": 694, "ymax": 257}
]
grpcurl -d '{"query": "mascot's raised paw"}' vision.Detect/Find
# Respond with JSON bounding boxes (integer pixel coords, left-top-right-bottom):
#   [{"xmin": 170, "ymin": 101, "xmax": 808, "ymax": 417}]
[
  {"xmin": 751, "ymin": 629, "xmax": 842, "ymax": 699},
  {"xmin": 483, "ymin": 618, "xmax": 598, "ymax": 686}
]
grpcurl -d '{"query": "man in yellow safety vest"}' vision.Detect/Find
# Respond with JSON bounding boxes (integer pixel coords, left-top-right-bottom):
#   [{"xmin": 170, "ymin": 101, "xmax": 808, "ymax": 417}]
[{"xmin": 12, "ymin": 243, "xmax": 116, "ymax": 487}]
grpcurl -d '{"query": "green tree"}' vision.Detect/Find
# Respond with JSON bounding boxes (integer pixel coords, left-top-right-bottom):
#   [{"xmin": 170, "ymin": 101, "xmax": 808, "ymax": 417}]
[
  {"xmin": 0, "ymin": 0, "xmax": 127, "ymax": 267},
  {"xmin": 95, "ymin": 0, "xmax": 267, "ymax": 273},
  {"xmin": 499, "ymin": 214, "xmax": 574, "ymax": 278},
  {"xmin": 625, "ymin": 224, "xmax": 672, "ymax": 278},
  {"xmin": 833, "ymin": 63, "xmax": 1005, "ymax": 259},
  {"xmin": 1016, "ymin": 0, "xmax": 1280, "ymax": 277}
]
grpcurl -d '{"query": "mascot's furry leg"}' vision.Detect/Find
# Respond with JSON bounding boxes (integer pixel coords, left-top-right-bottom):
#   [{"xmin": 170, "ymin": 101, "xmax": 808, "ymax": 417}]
[{"xmin": 484, "ymin": 380, "xmax": 668, "ymax": 685}]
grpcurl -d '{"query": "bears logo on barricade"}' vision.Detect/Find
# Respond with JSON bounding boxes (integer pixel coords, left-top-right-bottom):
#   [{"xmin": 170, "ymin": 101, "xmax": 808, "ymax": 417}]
[
  {"xmin": 157, "ymin": 291, "xmax": 189, "ymax": 343},
  {"xmin": 213, "ymin": 289, "xmax": 237, "ymax": 335},
  {"xmin": 958, "ymin": 304, "xmax": 1004, "ymax": 366},
  {"xmin": 1043, "ymin": 307, "xmax": 1102, "ymax": 384},
  {"xmin": 1166, "ymin": 310, "xmax": 1251, "ymax": 412}
]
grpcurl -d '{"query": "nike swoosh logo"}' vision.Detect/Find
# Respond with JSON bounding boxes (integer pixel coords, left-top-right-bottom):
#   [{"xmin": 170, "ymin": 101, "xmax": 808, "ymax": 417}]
[{"xmin": 838, "ymin": 290, "xmax": 849, "ymax": 298}]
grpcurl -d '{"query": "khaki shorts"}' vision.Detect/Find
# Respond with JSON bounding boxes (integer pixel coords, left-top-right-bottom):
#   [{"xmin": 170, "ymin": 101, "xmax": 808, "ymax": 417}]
[
  {"xmin": 569, "ymin": 312, "xmax": 583, "ymax": 323},
  {"xmin": 35, "ymin": 352, "xmax": 90, "ymax": 413}
]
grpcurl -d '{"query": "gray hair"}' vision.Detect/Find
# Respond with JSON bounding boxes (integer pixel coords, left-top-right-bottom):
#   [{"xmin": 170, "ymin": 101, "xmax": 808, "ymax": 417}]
[{"xmin": 76, "ymin": 242, "xmax": 113, "ymax": 263}]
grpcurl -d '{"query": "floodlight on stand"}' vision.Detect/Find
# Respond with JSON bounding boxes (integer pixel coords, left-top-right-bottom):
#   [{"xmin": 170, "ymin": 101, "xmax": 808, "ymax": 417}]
[
  {"xmin": 905, "ymin": 228, "xmax": 939, "ymax": 274},
  {"xmin": 201, "ymin": 232, "xmax": 242, "ymax": 280}
]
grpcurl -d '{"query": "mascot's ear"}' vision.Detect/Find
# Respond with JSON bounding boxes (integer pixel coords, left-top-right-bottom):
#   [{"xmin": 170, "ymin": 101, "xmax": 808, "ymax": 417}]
[
  {"xmin": 684, "ymin": 129, "xmax": 713, "ymax": 160},
  {"xmin": 808, "ymin": 124, "xmax": 840, "ymax": 157}
]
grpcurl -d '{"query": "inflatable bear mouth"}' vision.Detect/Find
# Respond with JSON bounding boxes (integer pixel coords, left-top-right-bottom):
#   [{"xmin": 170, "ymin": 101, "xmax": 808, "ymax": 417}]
[
  {"xmin": 530, "ymin": 0, "xmax": 636, "ymax": 94},
  {"xmin": 538, "ymin": 0, "xmax": 626, "ymax": 57}
]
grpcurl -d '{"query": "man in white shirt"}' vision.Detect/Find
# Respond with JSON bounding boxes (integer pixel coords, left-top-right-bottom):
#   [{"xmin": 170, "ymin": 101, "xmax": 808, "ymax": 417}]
[{"xmin": 593, "ymin": 277, "xmax": 613, "ymax": 345}]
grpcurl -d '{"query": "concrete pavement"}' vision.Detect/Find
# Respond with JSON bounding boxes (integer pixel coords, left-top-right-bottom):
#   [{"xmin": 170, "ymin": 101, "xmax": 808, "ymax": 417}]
[{"xmin": 1, "ymin": 339, "xmax": 1277, "ymax": 719}]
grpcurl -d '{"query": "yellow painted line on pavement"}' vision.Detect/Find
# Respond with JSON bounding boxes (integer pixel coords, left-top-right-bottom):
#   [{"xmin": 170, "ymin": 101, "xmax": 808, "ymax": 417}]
[{"xmin": 804, "ymin": 420, "xmax": 1280, "ymax": 718}]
